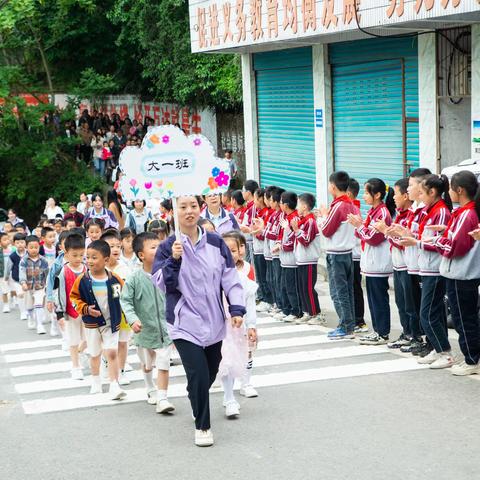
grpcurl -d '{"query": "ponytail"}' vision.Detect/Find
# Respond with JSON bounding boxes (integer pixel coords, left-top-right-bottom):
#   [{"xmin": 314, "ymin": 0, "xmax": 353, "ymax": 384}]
[
  {"xmin": 422, "ymin": 174, "xmax": 453, "ymax": 211},
  {"xmin": 365, "ymin": 178, "xmax": 396, "ymax": 216},
  {"xmin": 451, "ymin": 170, "xmax": 480, "ymax": 218}
]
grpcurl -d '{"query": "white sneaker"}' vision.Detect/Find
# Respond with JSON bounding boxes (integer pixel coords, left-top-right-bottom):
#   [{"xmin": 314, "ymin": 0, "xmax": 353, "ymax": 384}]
[
  {"xmin": 27, "ymin": 316, "xmax": 36, "ymax": 330},
  {"xmin": 71, "ymin": 367, "xmax": 84, "ymax": 380},
  {"xmin": 156, "ymin": 399, "xmax": 175, "ymax": 414},
  {"xmin": 109, "ymin": 382, "xmax": 127, "ymax": 400},
  {"xmin": 430, "ymin": 352, "xmax": 455, "ymax": 370},
  {"xmin": 307, "ymin": 314, "xmax": 326, "ymax": 326},
  {"xmin": 256, "ymin": 302, "xmax": 271, "ymax": 313},
  {"xmin": 417, "ymin": 349, "xmax": 440, "ymax": 365},
  {"xmin": 240, "ymin": 385, "xmax": 258, "ymax": 398},
  {"xmin": 50, "ymin": 321, "xmax": 59, "ymax": 337},
  {"xmin": 90, "ymin": 378, "xmax": 102, "ymax": 394},
  {"xmin": 119, "ymin": 371, "xmax": 131, "ymax": 386},
  {"xmin": 79, "ymin": 352, "xmax": 90, "ymax": 369},
  {"xmin": 274, "ymin": 312, "xmax": 286, "ymax": 320},
  {"xmin": 147, "ymin": 389, "xmax": 157, "ymax": 405},
  {"xmin": 269, "ymin": 306, "xmax": 280, "ymax": 315},
  {"xmin": 225, "ymin": 400, "xmax": 240, "ymax": 418},
  {"xmin": 36, "ymin": 323, "xmax": 46, "ymax": 335},
  {"xmin": 451, "ymin": 361, "xmax": 480, "ymax": 376},
  {"xmin": 123, "ymin": 362, "xmax": 133, "ymax": 372},
  {"xmin": 2, "ymin": 304, "xmax": 10, "ymax": 313},
  {"xmin": 195, "ymin": 429, "xmax": 214, "ymax": 447},
  {"xmin": 283, "ymin": 314, "xmax": 296, "ymax": 323},
  {"xmin": 20, "ymin": 312, "xmax": 27, "ymax": 321}
]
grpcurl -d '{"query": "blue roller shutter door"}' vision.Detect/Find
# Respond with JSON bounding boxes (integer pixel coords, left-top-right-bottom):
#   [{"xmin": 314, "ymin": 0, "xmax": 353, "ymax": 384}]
[{"xmin": 254, "ymin": 48, "xmax": 315, "ymax": 194}]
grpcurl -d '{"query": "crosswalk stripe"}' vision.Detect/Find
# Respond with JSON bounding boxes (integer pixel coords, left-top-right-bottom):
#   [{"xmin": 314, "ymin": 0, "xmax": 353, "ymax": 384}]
[
  {"xmin": 14, "ymin": 345, "xmax": 390, "ymax": 394},
  {"xmin": 0, "ymin": 317, "xmax": 281, "ymax": 353},
  {"xmin": 4, "ymin": 326, "xmax": 331, "ymax": 364},
  {"xmin": 21, "ymin": 358, "xmax": 428, "ymax": 415}
]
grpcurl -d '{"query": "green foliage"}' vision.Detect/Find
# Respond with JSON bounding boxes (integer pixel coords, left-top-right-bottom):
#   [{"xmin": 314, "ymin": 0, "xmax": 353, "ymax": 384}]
[
  {"xmin": 72, "ymin": 68, "xmax": 119, "ymax": 108},
  {"xmin": 0, "ymin": 67, "xmax": 105, "ymax": 225}
]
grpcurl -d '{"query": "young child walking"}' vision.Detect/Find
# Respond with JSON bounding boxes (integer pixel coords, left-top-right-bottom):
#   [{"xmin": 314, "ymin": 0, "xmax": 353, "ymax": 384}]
[
  {"xmin": 70, "ymin": 240, "xmax": 126, "ymax": 400},
  {"xmin": 19, "ymin": 236, "xmax": 49, "ymax": 334},
  {"xmin": 220, "ymin": 234, "xmax": 258, "ymax": 417},
  {"xmin": 121, "ymin": 232, "xmax": 175, "ymax": 413},
  {"xmin": 0, "ymin": 233, "xmax": 12, "ymax": 313},
  {"xmin": 4, "ymin": 233, "xmax": 28, "ymax": 320},
  {"xmin": 317, "ymin": 171, "xmax": 357, "ymax": 339},
  {"xmin": 292, "ymin": 193, "xmax": 322, "ymax": 323},
  {"xmin": 57, "ymin": 233, "xmax": 87, "ymax": 380},
  {"xmin": 348, "ymin": 179, "xmax": 395, "ymax": 345}
]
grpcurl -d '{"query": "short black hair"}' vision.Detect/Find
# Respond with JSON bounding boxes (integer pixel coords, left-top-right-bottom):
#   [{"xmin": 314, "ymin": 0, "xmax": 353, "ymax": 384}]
[
  {"xmin": 26, "ymin": 235, "xmax": 40, "ymax": 246},
  {"xmin": 64, "ymin": 233, "xmax": 85, "ymax": 251},
  {"xmin": 70, "ymin": 227, "xmax": 86, "ymax": 238},
  {"xmin": 394, "ymin": 177, "xmax": 409, "ymax": 194},
  {"xmin": 329, "ymin": 171, "xmax": 350, "ymax": 192},
  {"xmin": 198, "ymin": 218, "xmax": 216, "ymax": 230},
  {"xmin": 147, "ymin": 219, "xmax": 171, "ymax": 237},
  {"xmin": 15, "ymin": 223, "xmax": 27, "ymax": 230},
  {"xmin": 244, "ymin": 179, "xmax": 259, "ymax": 195},
  {"xmin": 271, "ymin": 187, "xmax": 285, "ymax": 203},
  {"xmin": 281, "ymin": 191, "xmax": 298, "ymax": 210},
  {"xmin": 410, "ymin": 168, "xmax": 431, "ymax": 180},
  {"xmin": 131, "ymin": 199, "xmax": 146, "ymax": 208},
  {"xmin": 0, "ymin": 232, "xmax": 8, "ymax": 240},
  {"xmin": 13, "ymin": 233, "xmax": 26, "ymax": 242},
  {"xmin": 298, "ymin": 193, "xmax": 316, "ymax": 211},
  {"xmin": 41, "ymin": 226, "xmax": 55, "ymax": 237},
  {"xmin": 120, "ymin": 227, "xmax": 135, "ymax": 240},
  {"xmin": 347, "ymin": 178, "xmax": 360, "ymax": 197},
  {"xmin": 101, "ymin": 229, "xmax": 121, "ymax": 242},
  {"xmin": 58, "ymin": 231, "xmax": 71, "ymax": 245},
  {"xmin": 231, "ymin": 190, "xmax": 245, "ymax": 206},
  {"xmin": 65, "ymin": 217, "xmax": 76, "ymax": 224},
  {"xmin": 254, "ymin": 187, "xmax": 265, "ymax": 199},
  {"xmin": 160, "ymin": 199, "xmax": 172, "ymax": 211},
  {"xmin": 87, "ymin": 239, "xmax": 110, "ymax": 258},
  {"xmin": 132, "ymin": 232, "xmax": 158, "ymax": 261}
]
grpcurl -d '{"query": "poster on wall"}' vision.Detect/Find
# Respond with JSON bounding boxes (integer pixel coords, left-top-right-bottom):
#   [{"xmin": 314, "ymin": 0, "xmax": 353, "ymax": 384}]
[
  {"xmin": 473, "ymin": 120, "xmax": 480, "ymax": 158},
  {"xmin": 118, "ymin": 125, "xmax": 231, "ymax": 202}
]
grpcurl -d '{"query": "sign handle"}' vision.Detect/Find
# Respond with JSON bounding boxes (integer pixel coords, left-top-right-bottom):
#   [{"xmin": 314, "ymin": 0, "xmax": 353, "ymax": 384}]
[{"xmin": 172, "ymin": 196, "xmax": 181, "ymax": 239}]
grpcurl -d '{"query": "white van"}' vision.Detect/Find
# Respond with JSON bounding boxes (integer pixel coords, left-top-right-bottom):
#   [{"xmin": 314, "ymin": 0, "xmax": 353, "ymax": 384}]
[{"xmin": 441, "ymin": 159, "xmax": 480, "ymax": 182}]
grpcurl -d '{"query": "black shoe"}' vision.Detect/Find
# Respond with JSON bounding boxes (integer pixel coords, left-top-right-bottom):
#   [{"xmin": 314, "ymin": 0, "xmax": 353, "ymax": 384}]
[
  {"xmin": 400, "ymin": 338, "xmax": 423, "ymax": 353},
  {"xmin": 411, "ymin": 341, "xmax": 427, "ymax": 356},
  {"xmin": 418, "ymin": 343, "xmax": 434, "ymax": 357}
]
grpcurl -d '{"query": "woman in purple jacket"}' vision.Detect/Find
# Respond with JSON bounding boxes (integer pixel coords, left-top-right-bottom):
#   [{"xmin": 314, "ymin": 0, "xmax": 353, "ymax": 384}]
[{"xmin": 152, "ymin": 195, "xmax": 245, "ymax": 447}]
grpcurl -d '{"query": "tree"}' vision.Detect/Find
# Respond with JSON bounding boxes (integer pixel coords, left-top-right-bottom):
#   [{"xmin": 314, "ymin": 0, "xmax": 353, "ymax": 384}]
[
  {"xmin": 108, "ymin": 0, "xmax": 242, "ymax": 110},
  {"xmin": 0, "ymin": 66, "xmax": 104, "ymax": 226}
]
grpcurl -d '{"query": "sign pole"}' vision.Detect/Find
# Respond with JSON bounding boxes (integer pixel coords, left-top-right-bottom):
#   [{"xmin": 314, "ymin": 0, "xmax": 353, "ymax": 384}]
[{"xmin": 172, "ymin": 196, "xmax": 181, "ymax": 239}]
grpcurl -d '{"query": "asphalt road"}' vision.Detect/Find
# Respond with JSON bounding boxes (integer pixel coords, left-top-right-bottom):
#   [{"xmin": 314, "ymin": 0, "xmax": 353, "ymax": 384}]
[{"xmin": 1, "ymin": 282, "xmax": 479, "ymax": 480}]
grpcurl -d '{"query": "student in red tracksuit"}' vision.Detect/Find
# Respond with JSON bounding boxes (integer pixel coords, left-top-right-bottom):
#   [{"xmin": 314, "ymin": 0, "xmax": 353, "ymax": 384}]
[
  {"xmin": 348, "ymin": 178, "xmax": 395, "ymax": 345},
  {"xmin": 292, "ymin": 193, "xmax": 321, "ymax": 320},
  {"xmin": 433, "ymin": 171, "xmax": 480, "ymax": 376},
  {"xmin": 251, "ymin": 188, "xmax": 273, "ymax": 312},
  {"xmin": 262, "ymin": 187, "xmax": 277, "ymax": 315},
  {"xmin": 277, "ymin": 191, "xmax": 302, "ymax": 323},
  {"xmin": 240, "ymin": 180, "xmax": 259, "ymax": 265},
  {"xmin": 267, "ymin": 187, "xmax": 286, "ymax": 320},
  {"xmin": 399, "ymin": 174, "xmax": 452, "ymax": 369}
]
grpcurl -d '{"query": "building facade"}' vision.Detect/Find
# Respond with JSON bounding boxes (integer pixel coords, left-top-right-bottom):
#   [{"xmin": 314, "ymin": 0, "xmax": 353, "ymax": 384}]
[{"xmin": 189, "ymin": 0, "xmax": 480, "ymax": 204}]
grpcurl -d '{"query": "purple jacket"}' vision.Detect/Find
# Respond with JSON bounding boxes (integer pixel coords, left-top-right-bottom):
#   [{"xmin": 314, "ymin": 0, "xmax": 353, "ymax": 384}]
[
  {"xmin": 152, "ymin": 229, "xmax": 246, "ymax": 347},
  {"xmin": 201, "ymin": 208, "xmax": 239, "ymax": 235}
]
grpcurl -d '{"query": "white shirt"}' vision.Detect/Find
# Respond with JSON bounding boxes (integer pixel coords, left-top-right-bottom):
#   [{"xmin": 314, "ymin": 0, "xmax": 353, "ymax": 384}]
[{"xmin": 44, "ymin": 205, "xmax": 64, "ymax": 220}]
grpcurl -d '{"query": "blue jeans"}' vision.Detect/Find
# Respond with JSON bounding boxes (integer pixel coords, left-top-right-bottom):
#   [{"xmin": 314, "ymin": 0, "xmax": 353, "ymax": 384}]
[
  {"xmin": 93, "ymin": 157, "xmax": 105, "ymax": 178},
  {"xmin": 327, "ymin": 253, "xmax": 354, "ymax": 333},
  {"xmin": 366, "ymin": 276, "xmax": 391, "ymax": 337},
  {"xmin": 446, "ymin": 278, "xmax": 480, "ymax": 364},
  {"xmin": 420, "ymin": 276, "xmax": 450, "ymax": 353},
  {"xmin": 393, "ymin": 270, "xmax": 420, "ymax": 338}
]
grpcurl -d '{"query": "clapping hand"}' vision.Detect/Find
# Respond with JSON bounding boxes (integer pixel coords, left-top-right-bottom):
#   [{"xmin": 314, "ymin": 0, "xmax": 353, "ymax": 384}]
[{"xmin": 347, "ymin": 213, "xmax": 363, "ymax": 228}]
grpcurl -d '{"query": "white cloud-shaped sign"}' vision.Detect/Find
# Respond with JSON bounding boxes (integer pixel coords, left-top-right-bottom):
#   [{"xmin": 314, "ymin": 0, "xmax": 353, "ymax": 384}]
[{"xmin": 118, "ymin": 126, "xmax": 231, "ymax": 202}]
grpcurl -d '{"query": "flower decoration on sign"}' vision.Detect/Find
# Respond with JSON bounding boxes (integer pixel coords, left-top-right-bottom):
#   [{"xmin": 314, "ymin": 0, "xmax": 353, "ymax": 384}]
[
  {"xmin": 162, "ymin": 135, "xmax": 170, "ymax": 144},
  {"xmin": 166, "ymin": 181, "xmax": 174, "ymax": 190},
  {"xmin": 129, "ymin": 179, "xmax": 137, "ymax": 187},
  {"xmin": 144, "ymin": 182, "xmax": 152, "ymax": 190},
  {"xmin": 156, "ymin": 180, "xmax": 163, "ymax": 188},
  {"xmin": 194, "ymin": 138, "xmax": 201, "ymax": 146},
  {"xmin": 208, "ymin": 177, "xmax": 218, "ymax": 190},
  {"xmin": 150, "ymin": 134, "xmax": 160, "ymax": 144},
  {"xmin": 211, "ymin": 167, "xmax": 220, "ymax": 177},
  {"xmin": 215, "ymin": 171, "xmax": 229, "ymax": 187}
]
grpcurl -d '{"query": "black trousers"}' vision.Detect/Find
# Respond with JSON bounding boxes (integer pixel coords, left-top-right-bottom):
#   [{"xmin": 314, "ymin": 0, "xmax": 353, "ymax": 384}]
[
  {"xmin": 272, "ymin": 258, "xmax": 286, "ymax": 311},
  {"xmin": 446, "ymin": 278, "xmax": 480, "ymax": 365},
  {"xmin": 254, "ymin": 254, "xmax": 273, "ymax": 304},
  {"xmin": 353, "ymin": 260, "xmax": 365, "ymax": 325},
  {"xmin": 297, "ymin": 264, "xmax": 321, "ymax": 316},
  {"xmin": 409, "ymin": 273, "xmax": 423, "ymax": 336},
  {"xmin": 280, "ymin": 267, "xmax": 302, "ymax": 317},
  {"xmin": 174, "ymin": 339, "xmax": 222, "ymax": 431}
]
